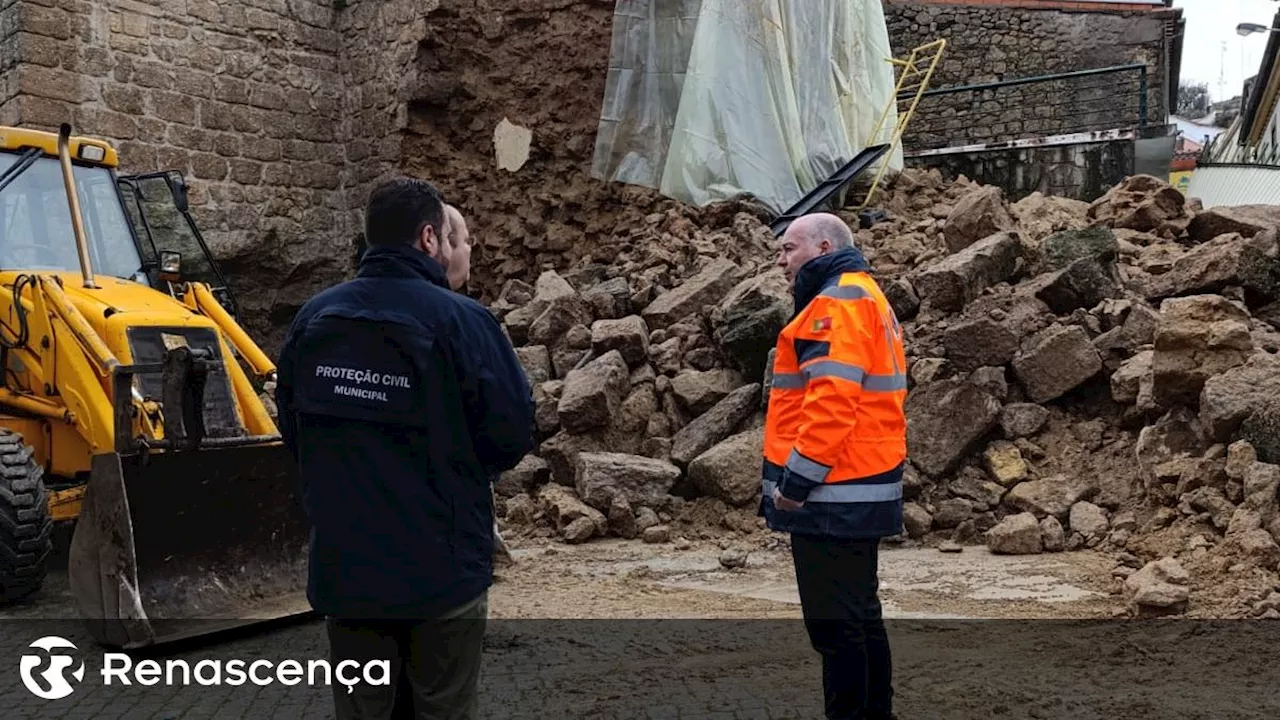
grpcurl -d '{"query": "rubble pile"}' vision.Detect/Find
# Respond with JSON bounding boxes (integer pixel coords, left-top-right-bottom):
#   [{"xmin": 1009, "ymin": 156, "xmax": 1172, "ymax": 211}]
[{"xmin": 489, "ymin": 168, "xmax": 1280, "ymax": 615}]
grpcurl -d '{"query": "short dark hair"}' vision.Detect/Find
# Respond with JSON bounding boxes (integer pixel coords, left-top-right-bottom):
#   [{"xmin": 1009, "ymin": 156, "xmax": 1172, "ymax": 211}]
[{"xmin": 364, "ymin": 178, "xmax": 446, "ymax": 247}]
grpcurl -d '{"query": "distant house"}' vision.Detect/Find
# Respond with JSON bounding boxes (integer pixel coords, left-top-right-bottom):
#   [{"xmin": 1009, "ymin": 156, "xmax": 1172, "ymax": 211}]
[{"xmin": 1189, "ymin": 9, "xmax": 1280, "ymax": 206}]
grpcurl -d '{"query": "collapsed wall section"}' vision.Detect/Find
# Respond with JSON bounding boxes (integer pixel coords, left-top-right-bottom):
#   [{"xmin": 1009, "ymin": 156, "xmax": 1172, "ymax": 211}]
[{"xmin": 398, "ymin": 0, "xmax": 624, "ymax": 303}]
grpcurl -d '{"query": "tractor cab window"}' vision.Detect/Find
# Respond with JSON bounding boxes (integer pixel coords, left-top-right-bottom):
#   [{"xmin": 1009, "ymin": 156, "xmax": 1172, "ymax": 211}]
[
  {"xmin": 117, "ymin": 172, "xmax": 239, "ymax": 319},
  {"xmin": 0, "ymin": 152, "xmax": 149, "ymax": 284}
]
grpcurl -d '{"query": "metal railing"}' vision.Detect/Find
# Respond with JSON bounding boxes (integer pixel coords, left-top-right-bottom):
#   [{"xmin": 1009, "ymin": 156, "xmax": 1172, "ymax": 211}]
[{"xmin": 898, "ymin": 63, "xmax": 1152, "ymax": 152}]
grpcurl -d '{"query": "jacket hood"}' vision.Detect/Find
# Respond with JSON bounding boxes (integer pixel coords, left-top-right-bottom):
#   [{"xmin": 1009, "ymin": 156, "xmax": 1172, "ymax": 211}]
[
  {"xmin": 357, "ymin": 243, "xmax": 449, "ymax": 287},
  {"xmin": 792, "ymin": 246, "xmax": 871, "ymax": 312}
]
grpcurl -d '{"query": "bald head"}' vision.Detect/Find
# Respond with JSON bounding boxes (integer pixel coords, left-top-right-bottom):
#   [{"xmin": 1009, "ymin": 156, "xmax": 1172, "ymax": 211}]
[
  {"xmin": 776, "ymin": 212, "xmax": 855, "ymax": 287},
  {"xmin": 786, "ymin": 213, "xmax": 854, "ymax": 250}
]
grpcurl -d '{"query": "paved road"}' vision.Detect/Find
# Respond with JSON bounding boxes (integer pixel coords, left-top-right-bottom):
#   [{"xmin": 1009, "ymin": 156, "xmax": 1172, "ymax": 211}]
[{"xmin": 5, "ymin": 572, "xmax": 1280, "ymax": 718}]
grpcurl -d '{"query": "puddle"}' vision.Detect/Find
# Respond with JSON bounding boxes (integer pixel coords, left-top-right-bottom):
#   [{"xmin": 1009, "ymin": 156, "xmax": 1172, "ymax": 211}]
[{"xmin": 634, "ymin": 545, "xmax": 1104, "ymax": 616}]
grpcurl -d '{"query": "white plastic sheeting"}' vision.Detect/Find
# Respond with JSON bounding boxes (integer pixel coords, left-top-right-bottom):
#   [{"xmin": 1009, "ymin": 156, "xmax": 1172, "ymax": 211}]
[{"xmin": 590, "ymin": 0, "xmax": 903, "ymax": 215}]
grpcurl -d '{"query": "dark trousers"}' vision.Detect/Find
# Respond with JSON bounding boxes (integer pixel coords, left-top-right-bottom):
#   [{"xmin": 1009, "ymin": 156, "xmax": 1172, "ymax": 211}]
[
  {"xmin": 791, "ymin": 534, "xmax": 893, "ymax": 720},
  {"xmin": 325, "ymin": 591, "xmax": 488, "ymax": 720}
]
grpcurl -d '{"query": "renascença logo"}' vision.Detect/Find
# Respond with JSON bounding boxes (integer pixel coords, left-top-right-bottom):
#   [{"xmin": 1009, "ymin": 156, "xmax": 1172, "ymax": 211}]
[
  {"xmin": 20, "ymin": 636, "xmax": 86, "ymax": 700},
  {"xmin": 17, "ymin": 634, "xmax": 390, "ymax": 699}
]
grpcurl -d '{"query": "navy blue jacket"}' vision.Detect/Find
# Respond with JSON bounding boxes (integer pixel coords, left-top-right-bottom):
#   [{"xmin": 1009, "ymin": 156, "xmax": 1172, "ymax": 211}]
[
  {"xmin": 758, "ymin": 247, "xmax": 905, "ymax": 540},
  {"xmin": 274, "ymin": 244, "xmax": 535, "ymax": 619}
]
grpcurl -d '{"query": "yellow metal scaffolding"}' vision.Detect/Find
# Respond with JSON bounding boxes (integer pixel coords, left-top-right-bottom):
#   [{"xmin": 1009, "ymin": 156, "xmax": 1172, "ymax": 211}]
[{"xmin": 856, "ymin": 38, "xmax": 947, "ymax": 212}]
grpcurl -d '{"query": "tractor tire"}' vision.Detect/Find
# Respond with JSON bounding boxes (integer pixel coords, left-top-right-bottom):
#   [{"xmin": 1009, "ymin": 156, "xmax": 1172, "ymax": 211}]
[{"xmin": 0, "ymin": 429, "xmax": 52, "ymax": 604}]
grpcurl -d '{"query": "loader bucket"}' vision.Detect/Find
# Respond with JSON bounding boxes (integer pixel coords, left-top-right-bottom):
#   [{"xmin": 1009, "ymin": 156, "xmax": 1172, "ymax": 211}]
[{"xmin": 68, "ymin": 443, "xmax": 312, "ymax": 649}]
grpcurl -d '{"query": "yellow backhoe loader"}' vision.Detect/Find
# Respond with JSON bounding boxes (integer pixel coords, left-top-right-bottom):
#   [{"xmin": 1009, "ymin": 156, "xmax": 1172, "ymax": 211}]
[{"xmin": 0, "ymin": 123, "xmax": 310, "ymax": 649}]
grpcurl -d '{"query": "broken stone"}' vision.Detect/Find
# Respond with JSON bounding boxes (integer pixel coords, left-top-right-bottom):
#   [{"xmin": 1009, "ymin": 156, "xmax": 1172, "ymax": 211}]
[
  {"xmin": 504, "ymin": 493, "xmax": 536, "ymax": 525},
  {"xmin": 574, "ymin": 451, "xmax": 681, "ymax": 512},
  {"xmin": 1188, "ymin": 205, "xmax": 1280, "ymax": 241},
  {"xmin": 1223, "ymin": 529, "xmax": 1280, "ymax": 570},
  {"xmin": 539, "ymin": 484, "xmax": 607, "ymax": 535},
  {"xmin": 1000, "ymin": 403, "xmax": 1049, "ymax": 438},
  {"xmin": 1151, "ymin": 294, "xmax": 1253, "ymax": 409},
  {"xmin": 557, "ymin": 350, "xmax": 631, "ymax": 435},
  {"xmin": 943, "ymin": 186, "xmax": 1015, "ymax": 253},
  {"xmin": 671, "ymin": 368, "xmax": 742, "ymax": 415},
  {"xmin": 1226, "ymin": 440, "xmax": 1258, "ymax": 480},
  {"xmin": 912, "ymin": 232, "xmax": 1021, "ymax": 313},
  {"xmin": 884, "ymin": 278, "xmax": 920, "ymax": 321},
  {"xmin": 1040, "ymin": 516, "xmax": 1066, "ymax": 552},
  {"xmin": 608, "ymin": 495, "xmax": 638, "ymax": 539},
  {"xmin": 1005, "ymin": 475, "xmax": 1093, "ymax": 520},
  {"xmin": 515, "ymin": 345, "xmax": 554, "ymax": 384},
  {"xmin": 1068, "ymin": 501, "xmax": 1109, "ymax": 540},
  {"xmin": 903, "ymin": 502, "xmax": 932, "ymax": 538},
  {"xmin": 1087, "ymin": 174, "xmax": 1192, "ymax": 238},
  {"xmin": 1123, "ymin": 557, "xmax": 1190, "ymax": 612},
  {"xmin": 670, "ymin": 383, "xmax": 760, "ymax": 468},
  {"xmin": 968, "ymin": 366, "xmax": 1008, "ymax": 402},
  {"xmin": 528, "ymin": 294, "xmax": 594, "ymax": 348},
  {"xmin": 650, "ymin": 336, "xmax": 683, "ymax": 376},
  {"xmin": 642, "ymin": 258, "xmax": 743, "ymax": 330},
  {"xmin": 533, "ymin": 381, "xmax": 563, "ymax": 436},
  {"xmin": 635, "ymin": 507, "xmax": 660, "ymax": 532},
  {"xmin": 910, "ymin": 358, "xmax": 951, "ymax": 386},
  {"xmin": 905, "ymin": 378, "xmax": 1002, "ymax": 477},
  {"xmin": 582, "ymin": 277, "xmax": 633, "ymax": 319},
  {"xmin": 1011, "ymin": 324, "xmax": 1103, "ymax": 404},
  {"xmin": 1198, "ymin": 352, "xmax": 1280, "ymax": 442},
  {"xmin": 590, "ymin": 315, "xmax": 650, "ymax": 368},
  {"xmin": 687, "ymin": 429, "xmax": 765, "ymax": 507},
  {"xmin": 642, "ymin": 525, "xmax": 671, "ymax": 543},
  {"xmin": 495, "ymin": 454, "xmax": 550, "ymax": 498},
  {"xmin": 942, "ymin": 316, "xmax": 1019, "ymax": 372},
  {"xmin": 710, "ymin": 270, "xmax": 792, "ymax": 381},
  {"xmin": 1038, "ymin": 227, "xmax": 1120, "ymax": 271},
  {"xmin": 562, "ymin": 516, "xmax": 597, "ymax": 544},
  {"xmin": 719, "ymin": 548, "xmax": 749, "ymax": 569},
  {"xmin": 984, "ymin": 440, "xmax": 1028, "ymax": 486},
  {"xmin": 1108, "ymin": 350, "xmax": 1151, "ymax": 408},
  {"xmin": 932, "ymin": 498, "xmax": 975, "ymax": 529},
  {"xmin": 987, "ymin": 512, "xmax": 1043, "ymax": 554},
  {"xmin": 1032, "ymin": 253, "xmax": 1123, "ymax": 315}
]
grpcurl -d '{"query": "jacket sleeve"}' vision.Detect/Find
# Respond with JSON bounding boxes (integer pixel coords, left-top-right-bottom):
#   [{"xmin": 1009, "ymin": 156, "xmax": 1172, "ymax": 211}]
[
  {"xmin": 777, "ymin": 296, "xmax": 872, "ymax": 503},
  {"xmin": 453, "ymin": 306, "xmax": 537, "ymax": 477}
]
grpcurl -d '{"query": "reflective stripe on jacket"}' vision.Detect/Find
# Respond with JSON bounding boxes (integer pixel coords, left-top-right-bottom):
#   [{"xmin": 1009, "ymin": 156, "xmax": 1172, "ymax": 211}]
[{"xmin": 759, "ymin": 246, "xmax": 907, "ymax": 539}]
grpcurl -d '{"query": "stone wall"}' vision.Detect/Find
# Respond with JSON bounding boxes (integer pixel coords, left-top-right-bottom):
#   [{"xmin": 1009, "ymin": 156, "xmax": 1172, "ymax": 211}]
[
  {"xmin": 905, "ymin": 136, "xmax": 1136, "ymax": 202},
  {"xmin": 0, "ymin": 0, "xmax": 438, "ymax": 353},
  {"xmin": 0, "ymin": 1, "xmax": 17, "ymax": 126},
  {"xmin": 885, "ymin": 0, "xmax": 1178, "ymax": 150}
]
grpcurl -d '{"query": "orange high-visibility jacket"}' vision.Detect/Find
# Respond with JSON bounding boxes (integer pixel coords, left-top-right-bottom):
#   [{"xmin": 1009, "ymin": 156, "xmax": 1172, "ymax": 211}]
[{"xmin": 760, "ymin": 247, "xmax": 907, "ymax": 539}]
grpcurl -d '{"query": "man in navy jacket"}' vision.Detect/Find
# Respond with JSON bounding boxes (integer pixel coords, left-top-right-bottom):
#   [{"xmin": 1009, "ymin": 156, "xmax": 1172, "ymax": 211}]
[{"xmin": 275, "ymin": 178, "xmax": 535, "ymax": 719}]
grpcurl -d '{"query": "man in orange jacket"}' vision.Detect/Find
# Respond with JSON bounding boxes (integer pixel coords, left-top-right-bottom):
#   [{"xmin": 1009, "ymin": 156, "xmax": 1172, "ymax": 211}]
[{"xmin": 761, "ymin": 212, "xmax": 907, "ymax": 720}]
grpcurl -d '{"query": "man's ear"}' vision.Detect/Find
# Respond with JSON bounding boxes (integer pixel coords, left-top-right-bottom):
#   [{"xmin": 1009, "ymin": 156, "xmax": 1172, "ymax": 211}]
[{"xmin": 418, "ymin": 224, "xmax": 439, "ymax": 257}]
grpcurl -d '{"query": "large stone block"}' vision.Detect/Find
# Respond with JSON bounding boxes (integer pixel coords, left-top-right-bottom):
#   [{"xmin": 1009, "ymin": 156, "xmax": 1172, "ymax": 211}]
[
  {"xmin": 911, "ymin": 232, "xmax": 1020, "ymax": 313},
  {"xmin": 641, "ymin": 258, "xmax": 743, "ymax": 330},
  {"xmin": 557, "ymin": 350, "xmax": 630, "ymax": 435},
  {"xmin": 1151, "ymin": 295, "xmax": 1253, "ymax": 409},
  {"xmin": 574, "ymin": 452, "xmax": 681, "ymax": 512},
  {"xmin": 1011, "ymin": 324, "xmax": 1103, "ymax": 404}
]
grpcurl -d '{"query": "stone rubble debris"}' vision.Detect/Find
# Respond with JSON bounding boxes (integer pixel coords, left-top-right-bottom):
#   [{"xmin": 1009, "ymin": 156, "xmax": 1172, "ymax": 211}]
[{"xmin": 482, "ymin": 168, "xmax": 1280, "ymax": 616}]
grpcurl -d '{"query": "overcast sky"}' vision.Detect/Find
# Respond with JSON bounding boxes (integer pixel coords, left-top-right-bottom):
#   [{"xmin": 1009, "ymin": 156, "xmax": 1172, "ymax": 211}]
[{"xmin": 1173, "ymin": 0, "xmax": 1280, "ymax": 102}]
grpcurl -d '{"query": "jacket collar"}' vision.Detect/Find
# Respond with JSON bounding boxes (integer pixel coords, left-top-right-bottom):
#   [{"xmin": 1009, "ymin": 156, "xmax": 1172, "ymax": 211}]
[
  {"xmin": 792, "ymin": 246, "xmax": 871, "ymax": 313},
  {"xmin": 356, "ymin": 243, "xmax": 449, "ymax": 287}
]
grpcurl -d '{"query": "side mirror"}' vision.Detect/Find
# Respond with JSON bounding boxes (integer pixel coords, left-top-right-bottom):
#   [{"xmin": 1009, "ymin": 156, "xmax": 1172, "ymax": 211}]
[
  {"xmin": 165, "ymin": 172, "xmax": 189, "ymax": 213},
  {"xmin": 159, "ymin": 250, "xmax": 182, "ymax": 282}
]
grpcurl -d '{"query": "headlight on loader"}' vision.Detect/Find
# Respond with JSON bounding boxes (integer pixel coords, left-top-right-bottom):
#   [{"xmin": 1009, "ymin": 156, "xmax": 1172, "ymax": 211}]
[{"xmin": 159, "ymin": 251, "xmax": 182, "ymax": 282}]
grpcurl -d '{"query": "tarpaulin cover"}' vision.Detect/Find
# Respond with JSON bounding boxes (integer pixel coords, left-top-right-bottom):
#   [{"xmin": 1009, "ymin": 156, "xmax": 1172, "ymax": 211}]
[{"xmin": 590, "ymin": 0, "xmax": 903, "ymax": 215}]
